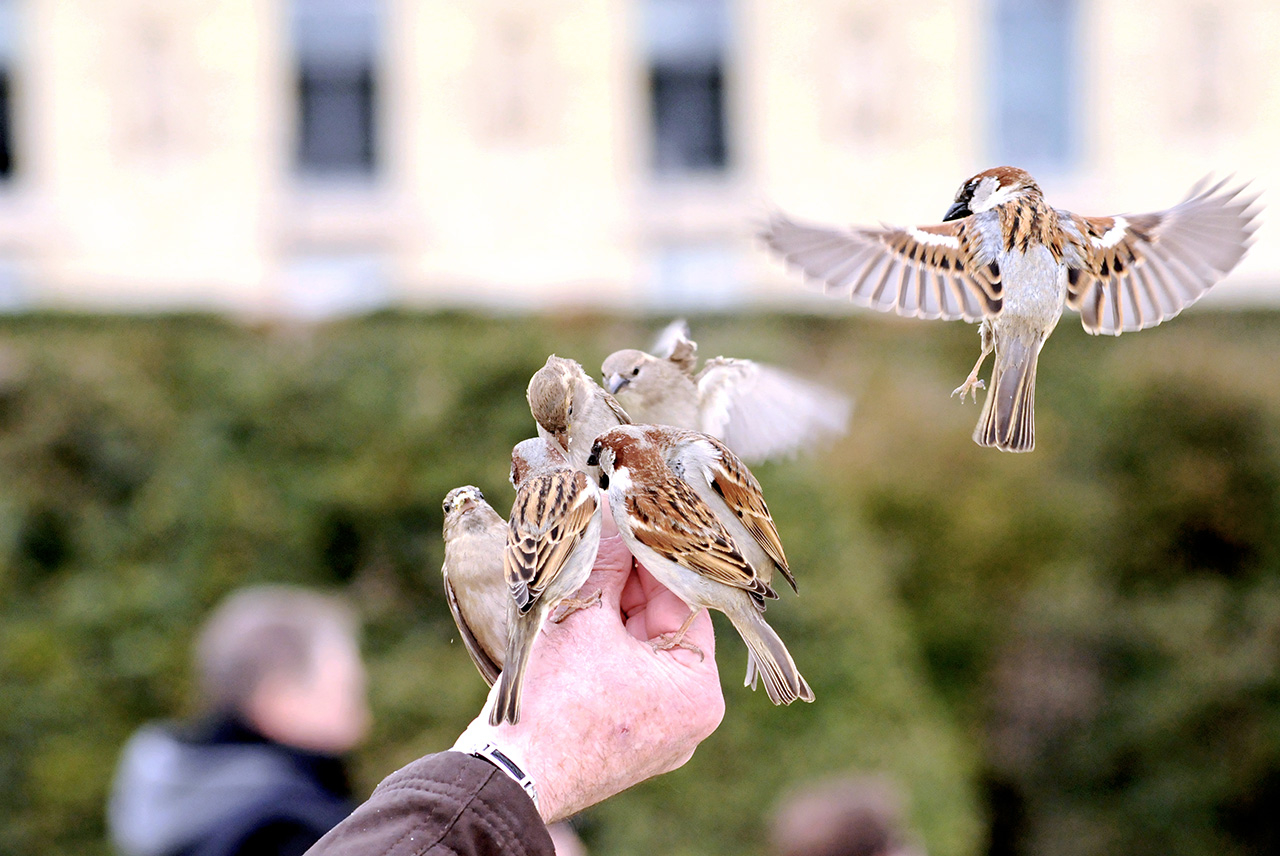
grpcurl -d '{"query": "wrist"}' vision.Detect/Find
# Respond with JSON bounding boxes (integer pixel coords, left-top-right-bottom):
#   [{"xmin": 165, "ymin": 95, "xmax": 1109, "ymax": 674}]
[{"xmin": 452, "ymin": 721, "xmax": 558, "ymax": 822}]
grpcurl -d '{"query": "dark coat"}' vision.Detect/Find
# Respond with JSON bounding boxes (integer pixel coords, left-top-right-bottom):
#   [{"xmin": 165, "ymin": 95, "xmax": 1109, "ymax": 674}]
[
  {"xmin": 109, "ymin": 716, "xmax": 356, "ymax": 856},
  {"xmin": 306, "ymin": 752, "xmax": 553, "ymax": 856}
]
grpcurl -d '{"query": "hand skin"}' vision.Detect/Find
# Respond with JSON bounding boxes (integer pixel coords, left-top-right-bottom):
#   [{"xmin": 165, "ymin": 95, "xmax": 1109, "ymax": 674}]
[{"xmin": 453, "ymin": 528, "xmax": 725, "ymax": 823}]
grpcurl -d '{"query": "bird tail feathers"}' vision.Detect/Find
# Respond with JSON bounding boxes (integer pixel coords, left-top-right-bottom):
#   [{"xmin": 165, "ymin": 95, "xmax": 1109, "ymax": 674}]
[
  {"xmin": 490, "ymin": 609, "xmax": 540, "ymax": 726},
  {"xmin": 975, "ymin": 333, "xmax": 1042, "ymax": 453},
  {"xmin": 729, "ymin": 607, "xmax": 814, "ymax": 705}
]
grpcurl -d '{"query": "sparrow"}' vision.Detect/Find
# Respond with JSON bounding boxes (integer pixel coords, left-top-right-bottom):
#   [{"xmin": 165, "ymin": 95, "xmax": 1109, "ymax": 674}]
[
  {"xmin": 761, "ymin": 168, "xmax": 1260, "ymax": 452},
  {"xmin": 588, "ymin": 424, "xmax": 814, "ymax": 705},
  {"xmin": 601, "ymin": 320, "xmax": 852, "ymax": 463},
  {"xmin": 491, "ymin": 437, "xmax": 603, "ymax": 725},
  {"xmin": 527, "ymin": 354, "xmax": 632, "ymax": 470},
  {"xmin": 441, "ymin": 486, "xmax": 508, "ymax": 686}
]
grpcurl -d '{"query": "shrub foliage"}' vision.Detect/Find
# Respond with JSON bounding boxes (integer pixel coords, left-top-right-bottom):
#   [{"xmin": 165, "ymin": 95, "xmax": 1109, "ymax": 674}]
[{"xmin": 2, "ymin": 310, "xmax": 1279, "ymax": 856}]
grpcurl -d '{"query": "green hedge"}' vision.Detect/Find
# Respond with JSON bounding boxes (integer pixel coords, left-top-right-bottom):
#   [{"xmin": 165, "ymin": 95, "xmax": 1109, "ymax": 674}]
[{"xmin": 2, "ymin": 310, "xmax": 1278, "ymax": 856}]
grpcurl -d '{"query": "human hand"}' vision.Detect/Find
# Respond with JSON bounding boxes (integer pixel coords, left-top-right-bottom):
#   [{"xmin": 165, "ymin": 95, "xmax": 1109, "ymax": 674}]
[{"xmin": 452, "ymin": 527, "xmax": 725, "ymax": 823}]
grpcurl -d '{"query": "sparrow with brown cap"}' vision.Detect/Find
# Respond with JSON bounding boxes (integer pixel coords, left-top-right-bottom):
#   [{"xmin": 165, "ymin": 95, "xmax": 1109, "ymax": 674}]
[{"xmin": 762, "ymin": 168, "xmax": 1260, "ymax": 451}]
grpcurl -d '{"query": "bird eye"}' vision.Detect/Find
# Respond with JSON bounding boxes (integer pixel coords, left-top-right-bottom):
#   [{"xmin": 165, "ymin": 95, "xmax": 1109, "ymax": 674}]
[{"xmin": 631, "ymin": 367, "xmax": 640, "ymax": 376}]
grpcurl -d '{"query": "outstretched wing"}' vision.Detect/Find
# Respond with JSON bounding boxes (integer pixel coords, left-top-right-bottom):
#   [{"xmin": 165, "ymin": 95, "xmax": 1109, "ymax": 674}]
[
  {"xmin": 761, "ymin": 210, "xmax": 1004, "ymax": 322},
  {"xmin": 1062, "ymin": 177, "xmax": 1261, "ymax": 335},
  {"xmin": 697, "ymin": 357, "xmax": 851, "ymax": 464}
]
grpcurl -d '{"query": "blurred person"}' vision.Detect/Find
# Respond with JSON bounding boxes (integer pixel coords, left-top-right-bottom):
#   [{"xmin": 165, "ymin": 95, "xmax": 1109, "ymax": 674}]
[
  {"xmin": 108, "ymin": 586, "xmax": 370, "ymax": 856},
  {"xmin": 770, "ymin": 774, "xmax": 924, "ymax": 856},
  {"xmin": 308, "ymin": 533, "xmax": 724, "ymax": 855}
]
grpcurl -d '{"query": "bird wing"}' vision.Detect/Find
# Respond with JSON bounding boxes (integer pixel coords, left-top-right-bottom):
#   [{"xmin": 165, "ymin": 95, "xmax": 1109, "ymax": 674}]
[
  {"xmin": 504, "ymin": 469, "xmax": 599, "ymax": 613},
  {"xmin": 602, "ymin": 389, "xmax": 633, "ymax": 425},
  {"xmin": 1061, "ymin": 177, "xmax": 1260, "ymax": 335},
  {"xmin": 696, "ymin": 357, "xmax": 852, "ymax": 464},
  {"xmin": 761, "ymin": 210, "xmax": 1004, "ymax": 321},
  {"xmin": 443, "ymin": 571, "xmax": 502, "ymax": 686},
  {"xmin": 695, "ymin": 433, "xmax": 797, "ymax": 592},
  {"xmin": 627, "ymin": 476, "xmax": 777, "ymax": 601},
  {"xmin": 650, "ymin": 319, "xmax": 698, "ymax": 372}
]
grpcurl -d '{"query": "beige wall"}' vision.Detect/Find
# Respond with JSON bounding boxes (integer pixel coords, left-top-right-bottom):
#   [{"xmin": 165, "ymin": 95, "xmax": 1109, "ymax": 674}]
[{"xmin": 0, "ymin": 0, "xmax": 1274, "ymax": 314}]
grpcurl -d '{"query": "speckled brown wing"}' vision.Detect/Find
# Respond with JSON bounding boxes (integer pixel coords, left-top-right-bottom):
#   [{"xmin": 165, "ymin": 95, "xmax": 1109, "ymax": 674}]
[
  {"xmin": 761, "ymin": 210, "xmax": 1004, "ymax": 321},
  {"xmin": 698, "ymin": 435, "xmax": 796, "ymax": 593},
  {"xmin": 1061, "ymin": 177, "xmax": 1260, "ymax": 335},
  {"xmin": 626, "ymin": 476, "xmax": 777, "ymax": 603},
  {"xmin": 504, "ymin": 468, "xmax": 599, "ymax": 613}
]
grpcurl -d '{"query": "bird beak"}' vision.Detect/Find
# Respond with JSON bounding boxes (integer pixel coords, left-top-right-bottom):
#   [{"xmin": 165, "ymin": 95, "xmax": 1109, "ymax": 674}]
[
  {"xmin": 943, "ymin": 202, "xmax": 971, "ymax": 222},
  {"xmin": 459, "ymin": 496, "xmax": 476, "ymax": 513},
  {"xmin": 604, "ymin": 374, "xmax": 628, "ymax": 394}
]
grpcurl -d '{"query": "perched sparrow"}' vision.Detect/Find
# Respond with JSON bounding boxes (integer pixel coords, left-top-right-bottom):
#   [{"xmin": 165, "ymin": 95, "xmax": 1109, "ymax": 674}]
[
  {"xmin": 588, "ymin": 424, "xmax": 813, "ymax": 705},
  {"xmin": 491, "ymin": 438, "xmax": 603, "ymax": 725},
  {"xmin": 762, "ymin": 168, "xmax": 1260, "ymax": 451},
  {"xmin": 601, "ymin": 320, "xmax": 852, "ymax": 463},
  {"xmin": 527, "ymin": 354, "xmax": 631, "ymax": 470},
  {"xmin": 441, "ymin": 486, "xmax": 508, "ymax": 686}
]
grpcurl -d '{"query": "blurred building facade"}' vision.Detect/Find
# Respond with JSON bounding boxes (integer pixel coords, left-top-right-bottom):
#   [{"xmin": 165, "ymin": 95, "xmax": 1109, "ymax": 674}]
[{"xmin": 0, "ymin": 0, "xmax": 1275, "ymax": 316}]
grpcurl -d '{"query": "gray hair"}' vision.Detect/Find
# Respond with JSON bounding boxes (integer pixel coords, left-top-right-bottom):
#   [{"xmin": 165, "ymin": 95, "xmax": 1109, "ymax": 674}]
[{"xmin": 194, "ymin": 586, "xmax": 358, "ymax": 714}]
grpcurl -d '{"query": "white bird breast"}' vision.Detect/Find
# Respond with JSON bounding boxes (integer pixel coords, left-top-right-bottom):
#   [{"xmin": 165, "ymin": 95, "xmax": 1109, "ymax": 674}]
[
  {"xmin": 998, "ymin": 244, "xmax": 1068, "ymax": 328},
  {"xmin": 605, "ymin": 464, "xmax": 633, "ymax": 495}
]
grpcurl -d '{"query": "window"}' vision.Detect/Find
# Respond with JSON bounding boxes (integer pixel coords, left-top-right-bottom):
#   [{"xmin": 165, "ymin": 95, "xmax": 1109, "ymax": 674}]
[
  {"xmin": 989, "ymin": 0, "xmax": 1076, "ymax": 172},
  {"xmin": 291, "ymin": 0, "xmax": 382, "ymax": 178},
  {"xmin": 642, "ymin": 0, "xmax": 731, "ymax": 177},
  {"xmin": 0, "ymin": 0, "xmax": 16, "ymax": 180}
]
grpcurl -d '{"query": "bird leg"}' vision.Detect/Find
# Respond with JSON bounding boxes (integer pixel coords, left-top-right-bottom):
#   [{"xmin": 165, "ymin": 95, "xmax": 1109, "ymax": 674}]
[
  {"xmin": 549, "ymin": 589, "xmax": 603, "ymax": 623},
  {"xmin": 952, "ymin": 319, "xmax": 994, "ymax": 403},
  {"xmin": 649, "ymin": 608, "xmax": 706, "ymax": 662}
]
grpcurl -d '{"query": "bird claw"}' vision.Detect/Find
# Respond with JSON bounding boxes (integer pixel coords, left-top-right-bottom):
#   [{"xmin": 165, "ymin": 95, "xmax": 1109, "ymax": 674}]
[
  {"xmin": 549, "ymin": 590, "xmax": 603, "ymax": 623},
  {"xmin": 951, "ymin": 377, "xmax": 986, "ymax": 403},
  {"xmin": 649, "ymin": 631, "xmax": 705, "ymax": 662}
]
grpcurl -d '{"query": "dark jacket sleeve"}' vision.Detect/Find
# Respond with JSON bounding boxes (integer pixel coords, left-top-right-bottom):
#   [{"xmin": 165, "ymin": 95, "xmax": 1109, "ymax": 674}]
[{"xmin": 305, "ymin": 752, "xmax": 553, "ymax": 856}]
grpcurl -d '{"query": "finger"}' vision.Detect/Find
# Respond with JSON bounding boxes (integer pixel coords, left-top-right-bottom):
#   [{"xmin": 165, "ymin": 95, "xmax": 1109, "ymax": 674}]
[
  {"xmin": 620, "ymin": 564, "xmax": 646, "ymax": 617},
  {"xmin": 631, "ymin": 562, "xmax": 696, "ymax": 637},
  {"xmin": 600, "ymin": 496, "xmax": 620, "ymax": 539},
  {"xmin": 576, "ymin": 534, "xmax": 631, "ymax": 606},
  {"xmin": 635, "ymin": 563, "xmax": 715, "ymax": 659},
  {"xmin": 621, "ymin": 563, "xmax": 715, "ymax": 664}
]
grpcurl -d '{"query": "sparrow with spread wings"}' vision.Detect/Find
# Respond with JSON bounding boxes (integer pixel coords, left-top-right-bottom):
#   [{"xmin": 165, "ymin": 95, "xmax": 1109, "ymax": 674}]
[
  {"xmin": 762, "ymin": 168, "xmax": 1260, "ymax": 451},
  {"xmin": 601, "ymin": 320, "xmax": 851, "ymax": 463}
]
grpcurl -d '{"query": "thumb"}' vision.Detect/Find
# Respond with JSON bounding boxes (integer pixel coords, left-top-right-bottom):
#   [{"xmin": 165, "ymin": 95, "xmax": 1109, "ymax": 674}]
[{"xmin": 579, "ymin": 534, "xmax": 632, "ymax": 605}]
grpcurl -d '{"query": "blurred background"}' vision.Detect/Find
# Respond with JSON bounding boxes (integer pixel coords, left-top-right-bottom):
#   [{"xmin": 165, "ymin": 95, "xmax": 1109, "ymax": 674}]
[{"xmin": 0, "ymin": 1, "xmax": 1278, "ymax": 855}]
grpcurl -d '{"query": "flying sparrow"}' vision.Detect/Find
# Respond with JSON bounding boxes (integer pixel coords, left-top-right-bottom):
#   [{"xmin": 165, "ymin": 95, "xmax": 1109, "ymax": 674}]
[
  {"xmin": 491, "ymin": 437, "xmax": 603, "ymax": 725},
  {"xmin": 588, "ymin": 424, "xmax": 814, "ymax": 705},
  {"xmin": 601, "ymin": 320, "xmax": 852, "ymax": 463},
  {"xmin": 527, "ymin": 354, "xmax": 632, "ymax": 470},
  {"xmin": 761, "ymin": 168, "xmax": 1260, "ymax": 451},
  {"xmin": 441, "ymin": 486, "xmax": 508, "ymax": 687}
]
